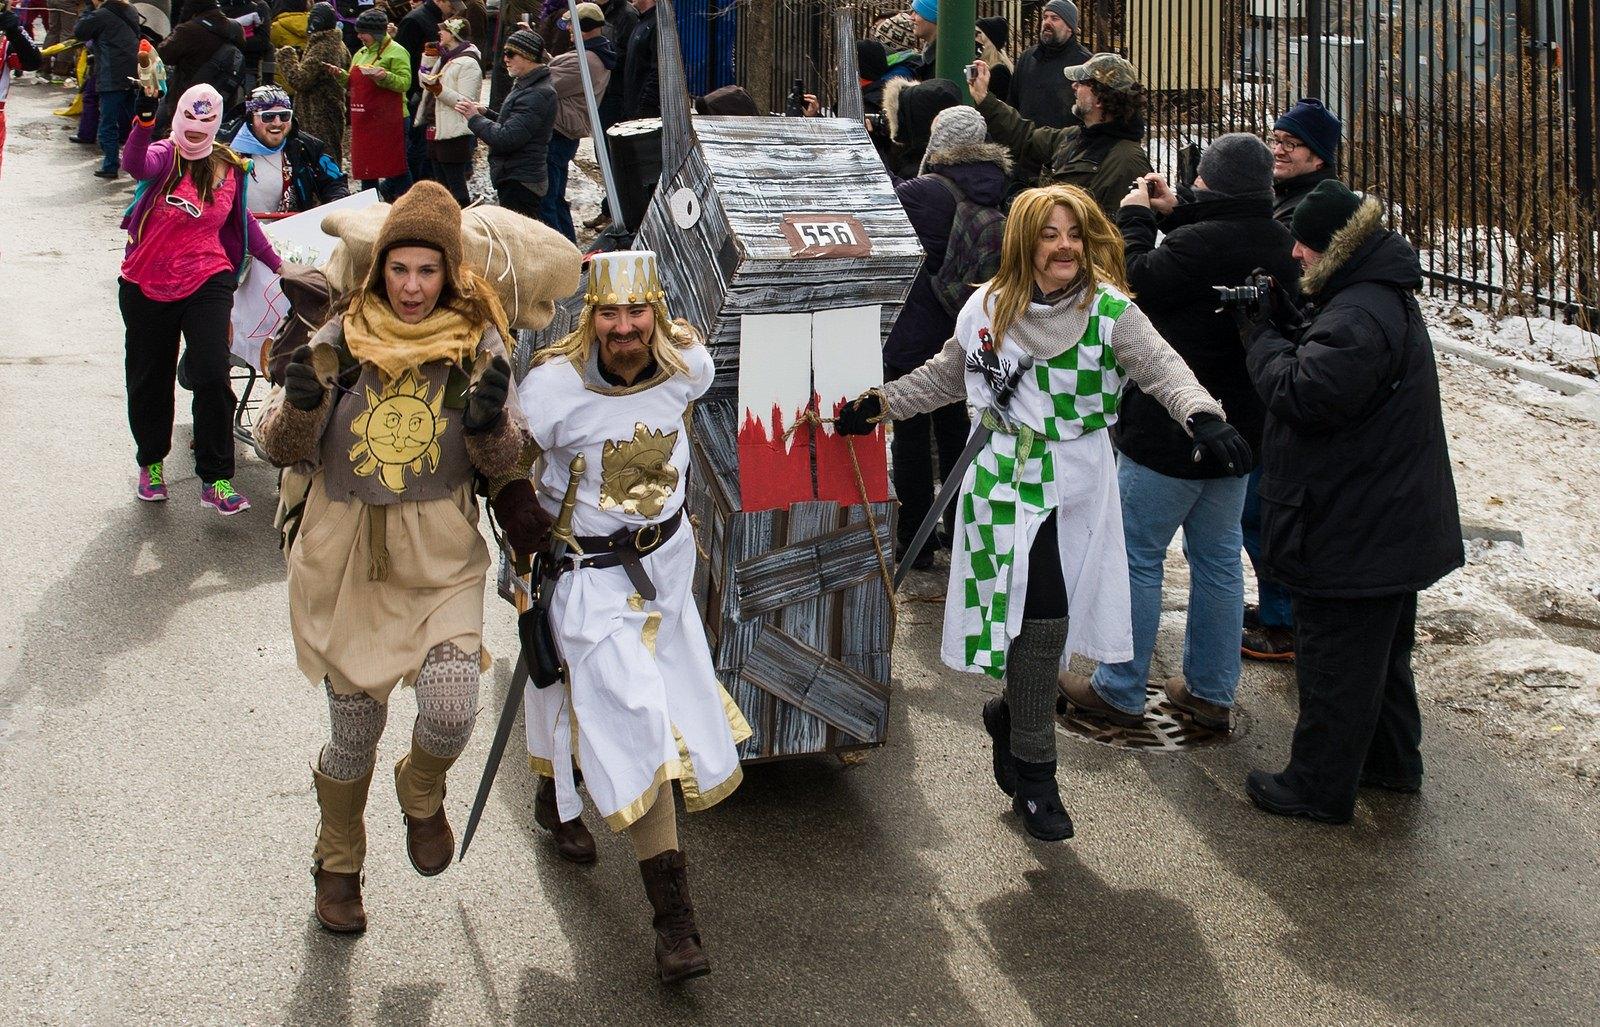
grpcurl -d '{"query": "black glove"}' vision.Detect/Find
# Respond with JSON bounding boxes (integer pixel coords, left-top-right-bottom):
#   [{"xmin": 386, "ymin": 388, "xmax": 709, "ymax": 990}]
[
  {"xmin": 1188, "ymin": 412, "xmax": 1252, "ymax": 477},
  {"xmin": 464, "ymin": 355, "xmax": 510, "ymax": 432},
  {"xmin": 490, "ymin": 478, "xmax": 553, "ymax": 558},
  {"xmin": 136, "ymin": 89, "xmax": 161, "ymax": 120},
  {"xmin": 834, "ymin": 392, "xmax": 883, "ymax": 436},
  {"xmin": 283, "ymin": 345, "xmax": 326, "ymax": 411}
]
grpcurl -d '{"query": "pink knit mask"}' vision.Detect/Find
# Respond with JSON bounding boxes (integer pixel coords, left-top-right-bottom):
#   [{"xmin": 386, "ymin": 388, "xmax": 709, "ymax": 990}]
[{"xmin": 172, "ymin": 85, "xmax": 224, "ymax": 160}]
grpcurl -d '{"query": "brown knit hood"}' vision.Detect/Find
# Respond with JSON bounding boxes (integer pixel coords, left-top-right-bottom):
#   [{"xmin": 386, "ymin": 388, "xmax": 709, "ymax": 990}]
[{"xmin": 364, "ymin": 181, "xmax": 467, "ymax": 295}]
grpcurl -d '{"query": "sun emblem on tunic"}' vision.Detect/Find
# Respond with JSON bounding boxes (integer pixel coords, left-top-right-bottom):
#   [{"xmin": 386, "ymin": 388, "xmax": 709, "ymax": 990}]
[
  {"xmin": 600, "ymin": 422, "xmax": 679, "ymax": 519},
  {"xmin": 348, "ymin": 370, "xmax": 448, "ymax": 493}
]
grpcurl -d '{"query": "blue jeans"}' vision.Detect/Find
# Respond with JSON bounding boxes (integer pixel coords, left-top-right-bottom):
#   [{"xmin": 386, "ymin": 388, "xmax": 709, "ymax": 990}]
[
  {"xmin": 98, "ymin": 88, "xmax": 135, "ymax": 172},
  {"xmin": 539, "ymin": 133, "xmax": 580, "ymax": 242},
  {"xmin": 1242, "ymin": 466, "xmax": 1294, "ymax": 628},
  {"xmin": 1091, "ymin": 456, "xmax": 1248, "ymax": 713}
]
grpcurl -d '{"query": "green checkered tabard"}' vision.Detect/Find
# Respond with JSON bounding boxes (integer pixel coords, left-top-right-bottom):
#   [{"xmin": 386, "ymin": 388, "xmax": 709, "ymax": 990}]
[
  {"xmin": 1036, "ymin": 289, "xmax": 1129, "ymax": 440},
  {"xmin": 959, "ymin": 428, "xmax": 1053, "ymax": 678}
]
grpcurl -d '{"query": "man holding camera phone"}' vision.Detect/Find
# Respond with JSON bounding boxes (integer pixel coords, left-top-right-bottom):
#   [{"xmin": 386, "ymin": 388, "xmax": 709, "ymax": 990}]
[{"xmin": 968, "ymin": 51, "xmax": 1149, "ymax": 215}]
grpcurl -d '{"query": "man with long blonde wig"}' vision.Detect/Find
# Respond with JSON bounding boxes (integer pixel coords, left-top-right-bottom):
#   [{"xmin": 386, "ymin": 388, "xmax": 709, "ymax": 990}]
[
  {"xmin": 512, "ymin": 250, "xmax": 751, "ymax": 985},
  {"xmin": 837, "ymin": 186, "xmax": 1244, "ymax": 841}
]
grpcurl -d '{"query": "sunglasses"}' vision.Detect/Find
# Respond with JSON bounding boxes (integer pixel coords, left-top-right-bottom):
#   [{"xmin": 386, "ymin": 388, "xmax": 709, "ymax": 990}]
[
  {"xmin": 166, "ymin": 194, "xmax": 203, "ymax": 219},
  {"xmin": 257, "ymin": 110, "xmax": 292, "ymax": 123}
]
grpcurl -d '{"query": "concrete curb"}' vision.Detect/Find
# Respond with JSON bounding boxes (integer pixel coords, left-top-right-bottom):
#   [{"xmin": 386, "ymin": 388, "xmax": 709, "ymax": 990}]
[{"xmin": 1431, "ymin": 334, "xmax": 1600, "ymax": 398}]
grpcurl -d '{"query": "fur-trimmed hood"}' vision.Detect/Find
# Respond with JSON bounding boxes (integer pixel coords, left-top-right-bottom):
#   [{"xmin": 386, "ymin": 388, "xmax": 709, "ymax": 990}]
[
  {"xmin": 920, "ymin": 139, "xmax": 1013, "ymax": 178},
  {"xmin": 883, "ymin": 76, "xmax": 961, "ymax": 147},
  {"xmin": 1301, "ymin": 196, "xmax": 1394, "ymax": 296}
]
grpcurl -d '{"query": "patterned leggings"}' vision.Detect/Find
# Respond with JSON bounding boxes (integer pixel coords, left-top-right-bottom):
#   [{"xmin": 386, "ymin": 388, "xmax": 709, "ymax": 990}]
[{"xmin": 319, "ymin": 642, "xmax": 481, "ymax": 781}]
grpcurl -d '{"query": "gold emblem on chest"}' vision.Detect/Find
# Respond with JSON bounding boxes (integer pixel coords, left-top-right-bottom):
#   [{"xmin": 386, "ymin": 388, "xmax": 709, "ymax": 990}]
[
  {"xmin": 600, "ymin": 422, "xmax": 679, "ymax": 519},
  {"xmin": 348, "ymin": 370, "xmax": 448, "ymax": 493}
]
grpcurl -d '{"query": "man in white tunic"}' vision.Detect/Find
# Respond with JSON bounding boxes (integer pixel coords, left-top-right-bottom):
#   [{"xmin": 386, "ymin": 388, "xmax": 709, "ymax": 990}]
[{"xmin": 510, "ymin": 250, "xmax": 751, "ymax": 984}]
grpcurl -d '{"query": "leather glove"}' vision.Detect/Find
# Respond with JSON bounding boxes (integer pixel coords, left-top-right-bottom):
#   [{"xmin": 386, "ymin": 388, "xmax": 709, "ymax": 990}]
[
  {"xmin": 1188, "ymin": 412, "xmax": 1252, "ymax": 477},
  {"xmin": 135, "ymin": 88, "xmax": 162, "ymax": 120},
  {"xmin": 283, "ymin": 345, "xmax": 326, "ymax": 411},
  {"xmin": 490, "ymin": 478, "xmax": 553, "ymax": 558},
  {"xmin": 464, "ymin": 355, "xmax": 510, "ymax": 432},
  {"xmin": 833, "ymin": 392, "xmax": 883, "ymax": 436}
]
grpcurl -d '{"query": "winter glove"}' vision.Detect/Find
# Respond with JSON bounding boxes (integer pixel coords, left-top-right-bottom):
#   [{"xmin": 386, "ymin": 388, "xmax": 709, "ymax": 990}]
[
  {"xmin": 834, "ymin": 391, "xmax": 883, "ymax": 436},
  {"xmin": 464, "ymin": 356, "xmax": 511, "ymax": 432},
  {"xmin": 1188, "ymin": 412, "xmax": 1252, "ymax": 477},
  {"xmin": 135, "ymin": 88, "xmax": 162, "ymax": 121},
  {"xmin": 283, "ymin": 345, "xmax": 326, "ymax": 411},
  {"xmin": 490, "ymin": 478, "xmax": 553, "ymax": 558}
]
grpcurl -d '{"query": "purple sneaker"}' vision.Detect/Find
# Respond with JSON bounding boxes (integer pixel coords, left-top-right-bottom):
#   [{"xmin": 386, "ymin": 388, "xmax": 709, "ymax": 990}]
[
  {"xmin": 201, "ymin": 479, "xmax": 251, "ymax": 516},
  {"xmin": 137, "ymin": 463, "xmax": 168, "ymax": 502}
]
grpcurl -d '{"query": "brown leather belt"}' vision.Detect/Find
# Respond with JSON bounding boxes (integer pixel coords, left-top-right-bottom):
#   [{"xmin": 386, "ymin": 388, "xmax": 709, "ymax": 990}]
[{"xmin": 564, "ymin": 509, "xmax": 683, "ymax": 601}]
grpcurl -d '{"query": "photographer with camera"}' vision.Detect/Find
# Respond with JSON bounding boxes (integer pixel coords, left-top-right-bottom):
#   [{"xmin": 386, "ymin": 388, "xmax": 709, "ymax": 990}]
[
  {"xmin": 1058, "ymin": 133, "xmax": 1298, "ymax": 732},
  {"xmin": 1240, "ymin": 179, "xmax": 1463, "ymax": 824}
]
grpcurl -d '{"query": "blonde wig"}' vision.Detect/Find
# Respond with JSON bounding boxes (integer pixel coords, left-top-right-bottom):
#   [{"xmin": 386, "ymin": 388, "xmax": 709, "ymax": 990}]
[
  {"xmin": 984, "ymin": 184, "xmax": 1132, "ymax": 347},
  {"xmin": 532, "ymin": 299, "xmax": 702, "ymax": 378}
]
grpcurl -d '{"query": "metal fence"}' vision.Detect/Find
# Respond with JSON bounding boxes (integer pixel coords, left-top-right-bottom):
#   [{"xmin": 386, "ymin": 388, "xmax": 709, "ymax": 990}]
[{"xmin": 711, "ymin": 0, "xmax": 1597, "ymax": 324}]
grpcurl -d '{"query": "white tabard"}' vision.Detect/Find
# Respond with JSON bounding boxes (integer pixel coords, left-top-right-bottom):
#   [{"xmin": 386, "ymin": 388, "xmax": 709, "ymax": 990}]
[{"xmin": 515, "ymin": 343, "xmax": 752, "ymax": 829}]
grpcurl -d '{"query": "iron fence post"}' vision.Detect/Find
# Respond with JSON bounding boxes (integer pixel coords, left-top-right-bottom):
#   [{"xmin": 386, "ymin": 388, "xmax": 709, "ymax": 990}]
[{"xmin": 1305, "ymin": 0, "xmax": 1323, "ymax": 99}]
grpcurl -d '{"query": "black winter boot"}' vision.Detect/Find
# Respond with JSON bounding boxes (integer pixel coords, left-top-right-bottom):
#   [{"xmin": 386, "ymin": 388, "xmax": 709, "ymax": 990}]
[
  {"xmin": 981, "ymin": 696, "xmax": 1017, "ymax": 797},
  {"xmin": 1012, "ymin": 759, "xmax": 1075, "ymax": 841}
]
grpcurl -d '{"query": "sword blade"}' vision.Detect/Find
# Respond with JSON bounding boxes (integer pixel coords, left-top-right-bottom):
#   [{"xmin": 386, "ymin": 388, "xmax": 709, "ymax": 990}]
[
  {"xmin": 457, "ymin": 652, "xmax": 531, "ymax": 861},
  {"xmin": 892, "ymin": 422, "xmax": 993, "ymax": 590}
]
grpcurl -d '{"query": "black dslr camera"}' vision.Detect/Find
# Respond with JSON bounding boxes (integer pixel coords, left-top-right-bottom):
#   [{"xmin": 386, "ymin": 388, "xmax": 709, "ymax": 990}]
[{"xmin": 1213, "ymin": 272, "xmax": 1277, "ymax": 318}]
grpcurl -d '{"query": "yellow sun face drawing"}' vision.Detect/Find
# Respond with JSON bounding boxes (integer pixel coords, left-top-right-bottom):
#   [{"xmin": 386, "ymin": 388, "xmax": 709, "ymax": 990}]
[{"xmin": 348, "ymin": 370, "xmax": 448, "ymax": 493}]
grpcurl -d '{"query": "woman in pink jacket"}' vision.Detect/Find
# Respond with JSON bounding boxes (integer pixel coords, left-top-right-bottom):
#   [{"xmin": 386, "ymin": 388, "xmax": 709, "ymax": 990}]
[{"xmin": 119, "ymin": 83, "xmax": 282, "ymax": 514}]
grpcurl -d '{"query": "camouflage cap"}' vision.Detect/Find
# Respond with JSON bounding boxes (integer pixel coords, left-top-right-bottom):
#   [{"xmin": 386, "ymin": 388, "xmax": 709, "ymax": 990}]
[{"xmin": 1064, "ymin": 53, "xmax": 1140, "ymax": 92}]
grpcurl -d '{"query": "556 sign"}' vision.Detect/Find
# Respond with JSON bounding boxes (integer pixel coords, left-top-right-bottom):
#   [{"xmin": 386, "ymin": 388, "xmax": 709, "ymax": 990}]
[{"xmin": 780, "ymin": 214, "xmax": 873, "ymax": 259}]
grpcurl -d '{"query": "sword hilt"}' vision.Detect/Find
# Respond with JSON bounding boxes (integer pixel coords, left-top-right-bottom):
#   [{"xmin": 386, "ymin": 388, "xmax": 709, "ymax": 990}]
[{"xmin": 548, "ymin": 454, "xmax": 586, "ymax": 558}]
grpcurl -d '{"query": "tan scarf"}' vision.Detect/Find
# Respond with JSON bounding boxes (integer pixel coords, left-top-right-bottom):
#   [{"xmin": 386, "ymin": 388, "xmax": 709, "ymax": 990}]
[{"xmin": 342, "ymin": 295, "xmax": 482, "ymax": 385}]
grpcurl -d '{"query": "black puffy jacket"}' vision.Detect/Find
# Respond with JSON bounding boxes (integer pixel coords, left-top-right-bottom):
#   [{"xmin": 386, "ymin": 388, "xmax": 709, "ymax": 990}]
[
  {"xmin": 1113, "ymin": 193, "xmax": 1300, "ymax": 478},
  {"xmin": 470, "ymin": 65, "xmax": 557, "ymax": 191},
  {"xmin": 74, "ymin": 1, "xmax": 144, "ymax": 95},
  {"xmin": 1245, "ymin": 198, "xmax": 1464, "ymax": 598}
]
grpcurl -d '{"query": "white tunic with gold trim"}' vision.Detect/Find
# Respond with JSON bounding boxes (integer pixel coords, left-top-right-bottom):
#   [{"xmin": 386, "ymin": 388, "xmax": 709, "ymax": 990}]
[{"xmin": 516, "ymin": 343, "xmax": 751, "ymax": 830}]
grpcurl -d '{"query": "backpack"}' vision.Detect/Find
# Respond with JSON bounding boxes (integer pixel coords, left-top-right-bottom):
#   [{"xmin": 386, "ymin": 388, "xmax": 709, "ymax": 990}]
[
  {"xmin": 928, "ymin": 175, "xmax": 1007, "ymax": 318},
  {"xmin": 194, "ymin": 39, "xmax": 246, "ymax": 102}
]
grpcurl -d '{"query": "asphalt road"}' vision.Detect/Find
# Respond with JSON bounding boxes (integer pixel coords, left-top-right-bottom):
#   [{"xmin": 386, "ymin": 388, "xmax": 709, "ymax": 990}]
[{"xmin": 2, "ymin": 86, "xmax": 1597, "ymax": 1026}]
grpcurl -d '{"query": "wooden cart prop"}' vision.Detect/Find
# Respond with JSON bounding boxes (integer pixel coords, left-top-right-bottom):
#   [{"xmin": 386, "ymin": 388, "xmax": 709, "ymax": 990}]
[{"xmin": 522, "ymin": 7, "xmax": 922, "ymax": 761}]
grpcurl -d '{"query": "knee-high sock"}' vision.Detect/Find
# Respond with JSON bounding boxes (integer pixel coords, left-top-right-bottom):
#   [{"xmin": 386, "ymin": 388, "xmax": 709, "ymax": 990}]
[
  {"xmin": 413, "ymin": 641, "xmax": 481, "ymax": 759},
  {"xmin": 626, "ymin": 783, "xmax": 679, "ymax": 861},
  {"xmin": 1005, "ymin": 617, "xmax": 1069, "ymax": 764},
  {"xmin": 320, "ymin": 682, "xmax": 388, "ymax": 781}
]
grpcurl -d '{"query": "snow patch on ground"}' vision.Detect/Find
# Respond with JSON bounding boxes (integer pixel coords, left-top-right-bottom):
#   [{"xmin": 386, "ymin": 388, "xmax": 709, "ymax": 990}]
[{"xmin": 1425, "ymin": 297, "xmax": 1600, "ymax": 382}]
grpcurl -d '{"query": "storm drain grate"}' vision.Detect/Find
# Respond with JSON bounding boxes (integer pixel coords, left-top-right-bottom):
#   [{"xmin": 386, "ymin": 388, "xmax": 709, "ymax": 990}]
[{"xmin": 1055, "ymin": 683, "xmax": 1247, "ymax": 751}]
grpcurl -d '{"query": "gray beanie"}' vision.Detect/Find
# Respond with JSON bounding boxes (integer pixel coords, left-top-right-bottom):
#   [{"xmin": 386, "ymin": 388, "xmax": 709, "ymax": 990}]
[
  {"xmin": 1044, "ymin": 0, "xmax": 1079, "ymax": 32},
  {"xmin": 920, "ymin": 106, "xmax": 988, "ymax": 173},
  {"xmin": 1197, "ymin": 132, "xmax": 1274, "ymax": 198},
  {"xmin": 354, "ymin": 8, "xmax": 388, "ymax": 35}
]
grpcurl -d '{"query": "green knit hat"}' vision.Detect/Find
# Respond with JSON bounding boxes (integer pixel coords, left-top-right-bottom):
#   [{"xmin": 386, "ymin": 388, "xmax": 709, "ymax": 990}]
[{"xmin": 1290, "ymin": 179, "xmax": 1364, "ymax": 252}]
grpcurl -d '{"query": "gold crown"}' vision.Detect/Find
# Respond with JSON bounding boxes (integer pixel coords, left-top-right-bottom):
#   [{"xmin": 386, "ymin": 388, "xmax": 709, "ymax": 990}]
[{"xmin": 585, "ymin": 250, "xmax": 666, "ymax": 306}]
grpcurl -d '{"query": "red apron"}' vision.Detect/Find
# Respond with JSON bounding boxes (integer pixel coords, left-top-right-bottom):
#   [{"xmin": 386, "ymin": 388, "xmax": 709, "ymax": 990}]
[{"xmin": 348, "ymin": 59, "xmax": 407, "ymax": 181}]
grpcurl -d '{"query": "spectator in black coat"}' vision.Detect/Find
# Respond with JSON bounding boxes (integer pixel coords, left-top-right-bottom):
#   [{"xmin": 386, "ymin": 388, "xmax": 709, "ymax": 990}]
[
  {"xmin": 1060, "ymin": 134, "xmax": 1294, "ymax": 733},
  {"xmin": 1270, "ymin": 97, "xmax": 1341, "ymax": 226},
  {"xmin": 883, "ymin": 106, "xmax": 1010, "ymax": 567},
  {"xmin": 221, "ymin": 0, "xmax": 273, "ymax": 91},
  {"xmin": 1242, "ymin": 180, "xmax": 1463, "ymax": 824},
  {"xmin": 880, "ymin": 75, "xmax": 959, "ymax": 181},
  {"xmin": 73, "ymin": 0, "xmax": 143, "ymax": 177},
  {"xmin": 1009, "ymin": 0, "xmax": 1089, "ymax": 130},
  {"xmin": 620, "ymin": 0, "xmax": 656, "ymax": 120},
  {"xmin": 157, "ymin": 0, "xmax": 247, "ymax": 131},
  {"xmin": 457, "ymin": 27, "xmax": 555, "ymax": 219},
  {"xmin": 596, "ymin": 0, "xmax": 635, "ymax": 126}
]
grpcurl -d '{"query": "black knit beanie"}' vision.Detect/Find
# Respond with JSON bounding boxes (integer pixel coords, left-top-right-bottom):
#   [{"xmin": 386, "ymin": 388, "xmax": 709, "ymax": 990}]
[
  {"xmin": 354, "ymin": 8, "xmax": 388, "ymax": 35},
  {"xmin": 976, "ymin": 16, "xmax": 1008, "ymax": 52},
  {"xmin": 1275, "ymin": 97, "xmax": 1342, "ymax": 167},
  {"xmin": 1197, "ymin": 132, "xmax": 1274, "ymax": 198},
  {"xmin": 856, "ymin": 40, "xmax": 889, "ymax": 82},
  {"xmin": 505, "ymin": 28, "xmax": 546, "ymax": 61},
  {"xmin": 307, "ymin": 2, "xmax": 337, "ymax": 33},
  {"xmin": 1290, "ymin": 179, "xmax": 1364, "ymax": 252}
]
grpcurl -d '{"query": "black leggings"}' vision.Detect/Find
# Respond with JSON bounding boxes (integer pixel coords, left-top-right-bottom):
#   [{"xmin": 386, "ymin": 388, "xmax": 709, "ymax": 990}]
[
  {"xmin": 1023, "ymin": 513, "xmax": 1067, "ymax": 620},
  {"xmin": 495, "ymin": 179, "xmax": 544, "ymax": 219},
  {"xmin": 119, "ymin": 272, "xmax": 237, "ymax": 483},
  {"xmin": 434, "ymin": 160, "xmax": 472, "ymax": 207}
]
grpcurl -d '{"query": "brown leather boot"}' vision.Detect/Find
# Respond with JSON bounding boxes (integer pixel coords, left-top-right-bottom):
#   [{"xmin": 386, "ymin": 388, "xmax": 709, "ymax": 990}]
[
  {"xmin": 535, "ymin": 776, "xmax": 597, "ymax": 864},
  {"xmin": 311, "ymin": 765, "xmax": 372, "ymax": 934},
  {"xmin": 1162, "ymin": 676, "xmax": 1234, "ymax": 732},
  {"xmin": 395, "ymin": 743, "xmax": 457, "ymax": 877},
  {"xmin": 638, "ymin": 850, "xmax": 711, "ymax": 984}
]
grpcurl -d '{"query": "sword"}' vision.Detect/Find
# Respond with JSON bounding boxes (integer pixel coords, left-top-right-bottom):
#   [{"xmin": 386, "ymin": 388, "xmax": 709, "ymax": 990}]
[
  {"xmin": 458, "ymin": 454, "xmax": 587, "ymax": 861},
  {"xmin": 892, "ymin": 356, "xmax": 1034, "ymax": 590}
]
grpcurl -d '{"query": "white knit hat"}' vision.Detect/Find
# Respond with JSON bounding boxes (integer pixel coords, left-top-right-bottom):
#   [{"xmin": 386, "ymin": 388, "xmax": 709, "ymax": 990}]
[{"xmin": 919, "ymin": 106, "xmax": 990, "ymax": 174}]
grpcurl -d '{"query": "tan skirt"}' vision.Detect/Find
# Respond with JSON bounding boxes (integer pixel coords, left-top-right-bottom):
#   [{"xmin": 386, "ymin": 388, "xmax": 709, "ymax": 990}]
[{"xmin": 287, "ymin": 474, "xmax": 491, "ymax": 702}]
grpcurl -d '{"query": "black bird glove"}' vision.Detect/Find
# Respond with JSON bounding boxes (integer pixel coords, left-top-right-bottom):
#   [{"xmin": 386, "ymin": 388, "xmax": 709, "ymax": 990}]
[
  {"xmin": 834, "ymin": 392, "xmax": 883, "ymax": 436},
  {"xmin": 490, "ymin": 478, "xmax": 554, "ymax": 558},
  {"xmin": 464, "ymin": 356, "xmax": 511, "ymax": 432},
  {"xmin": 283, "ymin": 345, "xmax": 326, "ymax": 411},
  {"xmin": 1188, "ymin": 412, "xmax": 1252, "ymax": 477},
  {"xmin": 135, "ymin": 88, "xmax": 162, "ymax": 121}
]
